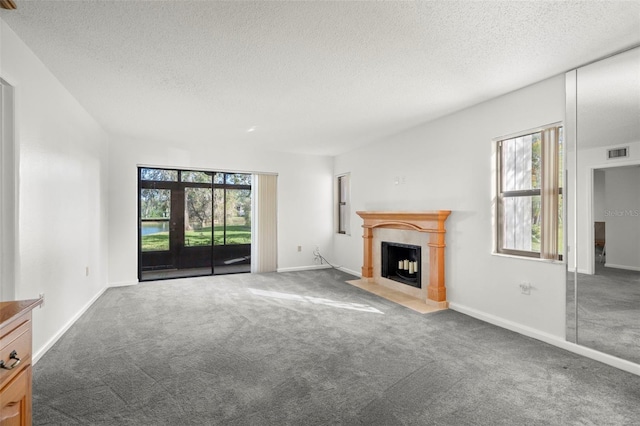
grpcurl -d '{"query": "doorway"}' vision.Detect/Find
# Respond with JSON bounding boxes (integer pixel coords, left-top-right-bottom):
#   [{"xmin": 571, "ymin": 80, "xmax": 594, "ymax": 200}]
[
  {"xmin": 0, "ymin": 79, "xmax": 16, "ymax": 301},
  {"xmin": 138, "ymin": 167, "xmax": 251, "ymax": 281},
  {"xmin": 591, "ymin": 165, "xmax": 640, "ymax": 273}
]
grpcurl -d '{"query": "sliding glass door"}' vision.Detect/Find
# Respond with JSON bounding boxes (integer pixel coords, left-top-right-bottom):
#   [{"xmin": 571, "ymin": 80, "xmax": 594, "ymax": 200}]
[
  {"xmin": 212, "ymin": 173, "xmax": 252, "ymax": 274},
  {"xmin": 138, "ymin": 168, "xmax": 251, "ymax": 281}
]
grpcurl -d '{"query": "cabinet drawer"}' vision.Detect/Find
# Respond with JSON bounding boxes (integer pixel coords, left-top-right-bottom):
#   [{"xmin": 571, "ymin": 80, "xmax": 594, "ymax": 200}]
[
  {"xmin": 0, "ymin": 320, "xmax": 31, "ymax": 389},
  {"xmin": 0, "ymin": 365, "xmax": 31, "ymax": 426}
]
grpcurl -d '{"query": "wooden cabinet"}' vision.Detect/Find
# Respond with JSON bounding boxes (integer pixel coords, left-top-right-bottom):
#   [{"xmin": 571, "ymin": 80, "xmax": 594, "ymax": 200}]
[{"xmin": 0, "ymin": 299, "xmax": 42, "ymax": 426}]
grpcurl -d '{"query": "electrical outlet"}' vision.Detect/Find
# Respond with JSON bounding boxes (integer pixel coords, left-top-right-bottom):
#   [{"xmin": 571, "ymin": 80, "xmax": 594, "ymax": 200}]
[
  {"xmin": 86, "ymin": 266, "xmax": 90, "ymax": 276},
  {"xmin": 519, "ymin": 282, "xmax": 532, "ymax": 295}
]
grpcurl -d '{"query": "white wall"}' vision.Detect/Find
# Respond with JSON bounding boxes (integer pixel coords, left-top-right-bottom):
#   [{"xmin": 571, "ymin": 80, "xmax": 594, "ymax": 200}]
[
  {"xmin": 603, "ymin": 166, "xmax": 640, "ymax": 271},
  {"xmin": 334, "ymin": 75, "xmax": 567, "ymax": 339},
  {"xmin": 107, "ymin": 136, "xmax": 333, "ymax": 285},
  {"xmin": 1, "ymin": 78, "xmax": 17, "ymax": 301},
  {"xmin": 0, "ymin": 19, "xmax": 109, "ymax": 357}
]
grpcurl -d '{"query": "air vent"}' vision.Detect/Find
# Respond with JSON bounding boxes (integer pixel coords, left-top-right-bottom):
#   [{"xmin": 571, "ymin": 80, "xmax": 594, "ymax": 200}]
[{"xmin": 607, "ymin": 147, "xmax": 629, "ymax": 159}]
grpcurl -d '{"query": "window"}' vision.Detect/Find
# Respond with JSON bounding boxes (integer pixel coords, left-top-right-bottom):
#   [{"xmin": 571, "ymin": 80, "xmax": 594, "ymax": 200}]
[
  {"xmin": 213, "ymin": 173, "xmax": 252, "ymax": 245},
  {"xmin": 337, "ymin": 174, "xmax": 350, "ymax": 234},
  {"xmin": 140, "ymin": 168, "xmax": 178, "ymax": 182},
  {"xmin": 496, "ymin": 124, "xmax": 563, "ymax": 260}
]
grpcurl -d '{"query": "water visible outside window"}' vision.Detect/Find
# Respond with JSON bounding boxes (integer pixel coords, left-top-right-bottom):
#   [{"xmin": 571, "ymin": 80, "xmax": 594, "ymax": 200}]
[{"xmin": 140, "ymin": 188, "xmax": 170, "ymax": 251}]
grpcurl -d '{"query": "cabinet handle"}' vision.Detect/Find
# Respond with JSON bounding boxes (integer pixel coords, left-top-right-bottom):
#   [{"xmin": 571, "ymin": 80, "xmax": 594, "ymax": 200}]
[{"xmin": 0, "ymin": 350, "xmax": 21, "ymax": 370}]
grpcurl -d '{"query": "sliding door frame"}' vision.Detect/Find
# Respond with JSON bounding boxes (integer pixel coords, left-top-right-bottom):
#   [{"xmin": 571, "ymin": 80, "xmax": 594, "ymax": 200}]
[{"xmin": 137, "ymin": 167, "xmax": 252, "ymax": 281}]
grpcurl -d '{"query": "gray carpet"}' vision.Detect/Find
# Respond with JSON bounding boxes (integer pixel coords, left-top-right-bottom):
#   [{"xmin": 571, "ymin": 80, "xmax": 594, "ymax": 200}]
[
  {"xmin": 567, "ymin": 259, "xmax": 640, "ymax": 364},
  {"xmin": 34, "ymin": 269, "xmax": 640, "ymax": 425}
]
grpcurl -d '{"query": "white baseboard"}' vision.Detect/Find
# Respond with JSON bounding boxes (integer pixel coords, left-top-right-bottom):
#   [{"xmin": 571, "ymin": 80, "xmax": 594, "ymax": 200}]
[
  {"xmin": 277, "ymin": 264, "xmax": 332, "ymax": 272},
  {"xmin": 33, "ymin": 286, "xmax": 108, "ymax": 365},
  {"xmin": 449, "ymin": 302, "xmax": 564, "ymax": 347},
  {"xmin": 277, "ymin": 264, "xmax": 360, "ymax": 277},
  {"xmin": 109, "ymin": 279, "xmax": 138, "ymax": 287},
  {"xmin": 554, "ymin": 340, "xmax": 640, "ymax": 376},
  {"xmin": 604, "ymin": 263, "xmax": 640, "ymax": 272},
  {"xmin": 449, "ymin": 302, "xmax": 640, "ymax": 376},
  {"xmin": 338, "ymin": 266, "xmax": 361, "ymax": 277}
]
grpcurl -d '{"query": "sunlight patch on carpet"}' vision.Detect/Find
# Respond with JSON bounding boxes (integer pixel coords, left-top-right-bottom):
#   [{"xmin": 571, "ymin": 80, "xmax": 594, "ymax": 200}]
[{"xmin": 248, "ymin": 288, "xmax": 384, "ymax": 314}]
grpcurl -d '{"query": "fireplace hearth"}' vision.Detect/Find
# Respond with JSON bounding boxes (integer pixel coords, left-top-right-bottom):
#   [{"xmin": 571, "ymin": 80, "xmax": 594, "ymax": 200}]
[{"xmin": 381, "ymin": 242, "xmax": 421, "ymax": 288}]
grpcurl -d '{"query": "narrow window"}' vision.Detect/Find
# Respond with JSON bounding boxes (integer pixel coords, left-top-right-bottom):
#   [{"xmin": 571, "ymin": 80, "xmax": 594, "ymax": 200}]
[
  {"xmin": 337, "ymin": 174, "xmax": 350, "ymax": 235},
  {"xmin": 496, "ymin": 124, "xmax": 563, "ymax": 260}
]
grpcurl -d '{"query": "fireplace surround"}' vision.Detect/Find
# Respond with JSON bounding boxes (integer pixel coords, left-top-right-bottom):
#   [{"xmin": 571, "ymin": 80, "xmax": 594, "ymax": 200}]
[{"xmin": 356, "ymin": 211, "xmax": 451, "ymax": 308}]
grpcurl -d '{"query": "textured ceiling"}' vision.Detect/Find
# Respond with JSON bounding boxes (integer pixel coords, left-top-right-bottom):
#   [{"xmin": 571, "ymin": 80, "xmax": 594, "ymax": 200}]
[{"xmin": 1, "ymin": 1, "xmax": 639, "ymax": 156}]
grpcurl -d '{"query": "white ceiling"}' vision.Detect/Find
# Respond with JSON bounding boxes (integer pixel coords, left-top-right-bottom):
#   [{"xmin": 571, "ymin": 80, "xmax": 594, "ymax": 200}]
[{"xmin": 1, "ymin": 1, "xmax": 639, "ymax": 156}]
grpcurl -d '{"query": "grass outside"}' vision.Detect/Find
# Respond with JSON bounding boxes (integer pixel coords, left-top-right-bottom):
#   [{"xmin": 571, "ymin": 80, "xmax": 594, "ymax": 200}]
[
  {"xmin": 142, "ymin": 225, "xmax": 251, "ymax": 251},
  {"xmin": 530, "ymin": 223, "xmax": 563, "ymax": 254}
]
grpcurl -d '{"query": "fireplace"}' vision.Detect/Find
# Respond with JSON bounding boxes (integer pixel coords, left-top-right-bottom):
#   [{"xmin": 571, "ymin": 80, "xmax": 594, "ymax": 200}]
[
  {"xmin": 381, "ymin": 242, "xmax": 421, "ymax": 288},
  {"xmin": 355, "ymin": 211, "xmax": 451, "ymax": 308}
]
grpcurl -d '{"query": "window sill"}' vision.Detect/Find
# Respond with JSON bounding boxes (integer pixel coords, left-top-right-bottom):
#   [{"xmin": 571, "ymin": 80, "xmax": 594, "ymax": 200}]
[{"xmin": 492, "ymin": 252, "xmax": 565, "ymax": 265}]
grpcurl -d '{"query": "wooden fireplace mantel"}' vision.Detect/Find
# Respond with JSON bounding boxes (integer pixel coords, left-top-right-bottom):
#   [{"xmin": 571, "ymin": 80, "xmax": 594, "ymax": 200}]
[{"xmin": 356, "ymin": 210, "xmax": 451, "ymax": 305}]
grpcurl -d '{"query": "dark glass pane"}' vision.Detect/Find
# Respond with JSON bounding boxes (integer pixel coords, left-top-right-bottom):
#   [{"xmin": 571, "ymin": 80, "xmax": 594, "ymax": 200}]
[
  {"xmin": 140, "ymin": 188, "xmax": 171, "ymax": 251},
  {"xmin": 225, "ymin": 189, "xmax": 251, "ymax": 245},
  {"xmin": 181, "ymin": 171, "xmax": 212, "ymax": 183},
  {"xmin": 141, "ymin": 222, "xmax": 170, "ymax": 252},
  {"xmin": 339, "ymin": 176, "xmax": 349, "ymax": 203},
  {"xmin": 184, "ymin": 188, "xmax": 213, "ymax": 247},
  {"xmin": 339, "ymin": 205, "xmax": 347, "ymax": 233},
  {"xmin": 213, "ymin": 188, "xmax": 225, "ymax": 244},
  {"xmin": 225, "ymin": 173, "xmax": 252, "ymax": 185},
  {"xmin": 140, "ymin": 188, "xmax": 170, "ymax": 219},
  {"xmin": 140, "ymin": 168, "xmax": 178, "ymax": 182}
]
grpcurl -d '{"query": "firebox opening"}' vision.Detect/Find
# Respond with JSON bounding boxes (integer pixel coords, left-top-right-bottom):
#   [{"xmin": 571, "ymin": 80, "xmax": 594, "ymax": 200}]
[{"xmin": 381, "ymin": 241, "xmax": 421, "ymax": 289}]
